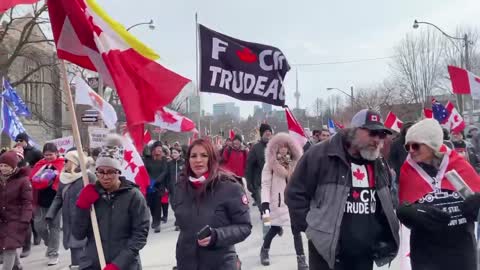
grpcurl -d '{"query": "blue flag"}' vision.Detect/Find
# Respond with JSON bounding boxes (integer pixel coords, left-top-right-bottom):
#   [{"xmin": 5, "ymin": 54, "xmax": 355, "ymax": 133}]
[
  {"xmin": 432, "ymin": 99, "xmax": 450, "ymax": 124},
  {"xmin": 327, "ymin": 119, "xmax": 336, "ymax": 134},
  {"xmin": 2, "ymin": 79, "xmax": 31, "ymax": 117},
  {"xmin": 1, "ymin": 99, "xmax": 27, "ymax": 141}
]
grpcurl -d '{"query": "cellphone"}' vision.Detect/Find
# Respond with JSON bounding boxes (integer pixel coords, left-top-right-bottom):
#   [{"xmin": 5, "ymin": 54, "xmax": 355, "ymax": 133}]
[{"xmin": 197, "ymin": 225, "xmax": 212, "ymax": 240}]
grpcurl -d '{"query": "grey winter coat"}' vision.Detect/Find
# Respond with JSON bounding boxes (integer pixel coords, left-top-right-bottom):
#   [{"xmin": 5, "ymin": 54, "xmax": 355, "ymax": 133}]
[
  {"xmin": 46, "ymin": 172, "xmax": 96, "ymax": 249},
  {"xmin": 285, "ymin": 132, "xmax": 400, "ymax": 269},
  {"xmin": 173, "ymin": 174, "xmax": 252, "ymax": 270},
  {"xmin": 72, "ymin": 178, "xmax": 150, "ymax": 270}
]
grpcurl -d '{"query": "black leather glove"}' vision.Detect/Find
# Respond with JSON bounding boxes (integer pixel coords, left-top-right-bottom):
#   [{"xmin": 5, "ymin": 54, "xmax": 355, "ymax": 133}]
[
  {"xmin": 397, "ymin": 203, "xmax": 451, "ymax": 231},
  {"xmin": 460, "ymin": 193, "xmax": 480, "ymax": 222},
  {"xmin": 261, "ymin": 202, "xmax": 270, "ymax": 215}
]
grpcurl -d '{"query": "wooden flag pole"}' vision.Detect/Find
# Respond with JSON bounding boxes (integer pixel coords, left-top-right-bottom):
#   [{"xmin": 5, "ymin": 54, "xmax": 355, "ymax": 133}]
[{"xmin": 60, "ymin": 60, "xmax": 107, "ymax": 268}]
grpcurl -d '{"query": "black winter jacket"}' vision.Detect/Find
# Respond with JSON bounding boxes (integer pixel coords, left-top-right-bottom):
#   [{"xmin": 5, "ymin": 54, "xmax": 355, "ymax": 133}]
[
  {"xmin": 72, "ymin": 179, "xmax": 150, "ymax": 270},
  {"xmin": 173, "ymin": 174, "xmax": 252, "ymax": 270},
  {"xmin": 20, "ymin": 145, "xmax": 42, "ymax": 168},
  {"xmin": 245, "ymin": 140, "xmax": 267, "ymax": 193},
  {"xmin": 166, "ymin": 158, "xmax": 185, "ymax": 197}
]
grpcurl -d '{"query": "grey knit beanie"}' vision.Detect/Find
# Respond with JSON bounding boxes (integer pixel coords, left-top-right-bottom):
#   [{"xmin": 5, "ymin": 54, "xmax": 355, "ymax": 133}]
[{"xmin": 95, "ymin": 134, "xmax": 124, "ymax": 171}]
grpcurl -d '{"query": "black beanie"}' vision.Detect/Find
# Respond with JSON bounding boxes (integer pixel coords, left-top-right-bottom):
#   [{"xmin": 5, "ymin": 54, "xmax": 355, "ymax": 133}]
[
  {"xmin": 15, "ymin": 132, "xmax": 29, "ymax": 143},
  {"xmin": 259, "ymin": 123, "xmax": 272, "ymax": 137},
  {"xmin": 233, "ymin": 134, "xmax": 243, "ymax": 143}
]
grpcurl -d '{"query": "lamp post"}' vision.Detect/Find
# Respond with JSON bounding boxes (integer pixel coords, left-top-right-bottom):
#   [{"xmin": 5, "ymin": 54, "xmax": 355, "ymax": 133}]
[
  {"xmin": 326, "ymin": 86, "xmax": 355, "ymax": 113},
  {"xmin": 413, "ymin": 19, "xmax": 470, "ymax": 115},
  {"xmin": 126, "ymin": 19, "xmax": 155, "ymax": 31}
]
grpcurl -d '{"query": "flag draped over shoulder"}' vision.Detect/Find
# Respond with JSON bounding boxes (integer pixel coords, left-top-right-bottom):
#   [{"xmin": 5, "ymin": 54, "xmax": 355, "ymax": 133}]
[{"xmin": 47, "ymin": 0, "xmax": 191, "ymax": 148}]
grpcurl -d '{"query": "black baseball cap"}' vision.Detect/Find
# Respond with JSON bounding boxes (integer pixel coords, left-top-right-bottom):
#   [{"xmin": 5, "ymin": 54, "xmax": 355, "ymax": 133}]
[{"xmin": 351, "ymin": 109, "xmax": 392, "ymax": 134}]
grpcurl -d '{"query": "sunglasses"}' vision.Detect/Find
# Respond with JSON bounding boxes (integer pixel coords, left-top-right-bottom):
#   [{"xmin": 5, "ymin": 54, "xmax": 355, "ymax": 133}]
[
  {"xmin": 15, "ymin": 139, "xmax": 24, "ymax": 143},
  {"xmin": 368, "ymin": 130, "xmax": 388, "ymax": 139},
  {"xmin": 405, "ymin": 143, "xmax": 422, "ymax": 152}
]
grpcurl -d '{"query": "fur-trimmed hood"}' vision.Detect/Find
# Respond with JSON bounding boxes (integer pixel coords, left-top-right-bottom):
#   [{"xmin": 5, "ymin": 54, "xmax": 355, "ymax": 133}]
[{"xmin": 265, "ymin": 132, "xmax": 303, "ymax": 178}]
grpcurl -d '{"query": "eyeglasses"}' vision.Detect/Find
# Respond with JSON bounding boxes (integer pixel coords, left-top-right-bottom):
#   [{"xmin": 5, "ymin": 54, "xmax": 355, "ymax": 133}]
[
  {"xmin": 96, "ymin": 170, "xmax": 119, "ymax": 178},
  {"xmin": 405, "ymin": 143, "xmax": 421, "ymax": 152},
  {"xmin": 368, "ymin": 130, "xmax": 388, "ymax": 139},
  {"xmin": 15, "ymin": 139, "xmax": 24, "ymax": 143}
]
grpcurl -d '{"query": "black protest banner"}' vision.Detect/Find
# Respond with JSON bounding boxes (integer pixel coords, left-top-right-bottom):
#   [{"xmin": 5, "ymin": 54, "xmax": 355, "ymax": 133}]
[{"xmin": 199, "ymin": 24, "xmax": 290, "ymax": 107}]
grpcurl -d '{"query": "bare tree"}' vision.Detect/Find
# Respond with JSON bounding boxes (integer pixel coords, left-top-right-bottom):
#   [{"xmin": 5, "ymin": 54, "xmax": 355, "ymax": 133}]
[
  {"xmin": 354, "ymin": 83, "xmax": 398, "ymax": 112},
  {"xmin": 389, "ymin": 29, "xmax": 446, "ymax": 105},
  {"xmin": 309, "ymin": 98, "xmax": 324, "ymax": 118}
]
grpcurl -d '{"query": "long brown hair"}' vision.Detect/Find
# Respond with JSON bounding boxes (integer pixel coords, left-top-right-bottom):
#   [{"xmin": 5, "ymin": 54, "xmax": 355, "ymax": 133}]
[{"xmin": 184, "ymin": 139, "xmax": 236, "ymax": 193}]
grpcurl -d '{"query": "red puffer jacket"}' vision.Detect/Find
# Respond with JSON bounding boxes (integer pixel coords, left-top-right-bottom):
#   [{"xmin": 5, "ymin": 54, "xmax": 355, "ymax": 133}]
[
  {"xmin": 0, "ymin": 167, "xmax": 33, "ymax": 249},
  {"xmin": 222, "ymin": 146, "xmax": 248, "ymax": 177}
]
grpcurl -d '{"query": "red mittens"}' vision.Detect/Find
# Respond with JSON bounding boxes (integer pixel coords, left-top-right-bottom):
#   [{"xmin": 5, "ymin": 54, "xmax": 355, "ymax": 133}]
[
  {"xmin": 76, "ymin": 184, "xmax": 100, "ymax": 210},
  {"xmin": 103, "ymin": 264, "xmax": 119, "ymax": 270}
]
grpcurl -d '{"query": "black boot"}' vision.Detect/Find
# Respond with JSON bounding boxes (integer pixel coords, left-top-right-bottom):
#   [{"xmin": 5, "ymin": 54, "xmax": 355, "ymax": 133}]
[
  {"xmin": 260, "ymin": 247, "xmax": 270, "ymax": 266},
  {"xmin": 296, "ymin": 255, "xmax": 308, "ymax": 270}
]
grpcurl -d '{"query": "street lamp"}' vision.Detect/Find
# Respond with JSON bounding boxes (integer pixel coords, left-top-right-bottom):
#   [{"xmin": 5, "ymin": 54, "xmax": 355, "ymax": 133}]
[
  {"xmin": 326, "ymin": 86, "xmax": 355, "ymax": 111},
  {"xmin": 126, "ymin": 19, "xmax": 155, "ymax": 31},
  {"xmin": 413, "ymin": 19, "xmax": 470, "ymax": 114}
]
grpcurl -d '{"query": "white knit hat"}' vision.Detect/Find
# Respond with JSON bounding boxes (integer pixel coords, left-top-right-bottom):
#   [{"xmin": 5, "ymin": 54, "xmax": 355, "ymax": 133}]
[
  {"xmin": 95, "ymin": 134, "xmax": 124, "ymax": 171},
  {"xmin": 405, "ymin": 119, "xmax": 443, "ymax": 152}
]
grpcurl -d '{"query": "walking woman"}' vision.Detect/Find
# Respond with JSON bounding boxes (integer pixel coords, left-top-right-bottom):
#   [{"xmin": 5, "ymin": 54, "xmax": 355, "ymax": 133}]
[
  {"xmin": 259, "ymin": 133, "xmax": 307, "ymax": 269},
  {"xmin": 0, "ymin": 151, "xmax": 33, "ymax": 270},
  {"xmin": 173, "ymin": 139, "xmax": 252, "ymax": 270},
  {"xmin": 46, "ymin": 151, "xmax": 94, "ymax": 269},
  {"xmin": 29, "ymin": 143, "xmax": 64, "ymax": 266},
  {"xmin": 398, "ymin": 119, "xmax": 480, "ymax": 270},
  {"xmin": 73, "ymin": 134, "xmax": 150, "ymax": 270},
  {"xmin": 166, "ymin": 148, "xmax": 185, "ymax": 231}
]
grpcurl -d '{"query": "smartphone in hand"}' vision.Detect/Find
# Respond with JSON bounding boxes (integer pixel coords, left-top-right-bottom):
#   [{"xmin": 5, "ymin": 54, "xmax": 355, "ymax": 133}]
[{"xmin": 197, "ymin": 225, "xmax": 212, "ymax": 240}]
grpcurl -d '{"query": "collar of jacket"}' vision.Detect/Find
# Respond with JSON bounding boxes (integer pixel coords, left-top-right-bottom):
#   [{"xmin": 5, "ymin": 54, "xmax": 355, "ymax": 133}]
[{"xmin": 326, "ymin": 132, "xmax": 350, "ymax": 166}]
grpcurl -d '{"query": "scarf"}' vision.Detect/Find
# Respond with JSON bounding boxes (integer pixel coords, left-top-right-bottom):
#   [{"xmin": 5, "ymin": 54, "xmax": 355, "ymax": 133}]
[
  {"xmin": 60, "ymin": 171, "xmax": 82, "ymax": 184},
  {"xmin": 277, "ymin": 153, "xmax": 292, "ymax": 169},
  {"xmin": 189, "ymin": 172, "xmax": 209, "ymax": 189},
  {"xmin": 399, "ymin": 146, "xmax": 480, "ymax": 204}
]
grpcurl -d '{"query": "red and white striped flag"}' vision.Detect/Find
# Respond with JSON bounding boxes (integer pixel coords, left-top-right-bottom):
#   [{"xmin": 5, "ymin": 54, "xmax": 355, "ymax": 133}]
[
  {"xmin": 285, "ymin": 107, "xmax": 308, "ymax": 147},
  {"xmin": 384, "ymin": 111, "xmax": 403, "ymax": 133},
  {"xmin": 448, "ymin": 65, "xmax": 480, "ymax": 99}
]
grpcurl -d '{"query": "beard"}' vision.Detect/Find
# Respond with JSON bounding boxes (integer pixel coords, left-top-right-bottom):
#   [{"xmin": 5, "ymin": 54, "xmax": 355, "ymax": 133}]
[{"xmin": 352, "ymin": 136, "xmax": 383, "ymax": 161}]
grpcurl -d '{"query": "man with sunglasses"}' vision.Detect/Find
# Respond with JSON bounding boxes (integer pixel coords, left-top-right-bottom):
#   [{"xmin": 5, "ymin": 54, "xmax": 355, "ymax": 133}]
[{"xmin": 286, "ymin": 109, "xmax": 399, "ymax": 270}]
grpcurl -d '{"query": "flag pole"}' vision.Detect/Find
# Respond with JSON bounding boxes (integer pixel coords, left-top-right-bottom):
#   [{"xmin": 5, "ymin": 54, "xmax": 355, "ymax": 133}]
[
  {"xmin": 195, "ymin": 12, "xmax": 201, "ymax": 137},
  {"xmin": 60, "ymin": 60, "xmax": 107, "ymax": 268}
]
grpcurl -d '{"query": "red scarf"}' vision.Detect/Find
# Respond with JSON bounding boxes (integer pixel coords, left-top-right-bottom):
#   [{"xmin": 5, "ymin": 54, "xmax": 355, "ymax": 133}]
[
  {"xmin": 189, "ymin": 172, "xmax": 209, "ymax": 189},
  {"xmin": 399, "ymin": 147, "xmax": 480, "ymax": 204}
]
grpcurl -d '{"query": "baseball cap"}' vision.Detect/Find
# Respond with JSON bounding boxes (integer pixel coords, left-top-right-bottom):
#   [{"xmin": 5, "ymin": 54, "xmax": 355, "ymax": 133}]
[{"xmin": 351, "ymin": 109, "xmax": 392, "ymax": 134}]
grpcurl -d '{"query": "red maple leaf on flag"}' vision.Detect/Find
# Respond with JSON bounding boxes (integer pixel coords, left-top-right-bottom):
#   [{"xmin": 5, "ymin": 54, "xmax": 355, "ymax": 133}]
[
  {"xmin": 124, "ymin": 150, "xmax": 137, "ymax": 171},
  {"xmin": 454, "ymin": 115, "xmax": 460, "ymax": 122},
  {"xmin": 58, "ymin": 148, "xmax": 65, "ymax": 154},
  {"xmin": 158, "ymin": 108, "xmax": 177, "ymax": 124},
  {"xmin": 353, "ymin": 168, "xmax": 365, "ymax": 180},
  {"xmin": 352, "ymin": 190, "xmax": 360, "ymax": 200}
]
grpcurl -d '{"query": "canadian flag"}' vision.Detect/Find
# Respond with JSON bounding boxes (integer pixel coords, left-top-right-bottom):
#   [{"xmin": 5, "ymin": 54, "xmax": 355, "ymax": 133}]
[
  {"xmin": 74, "ymin": 76, "xmax": 118, "ymax": 129},
  {"xmin": 445, "ymin": 101, "xmax": 466, "ymax": 132},
  {"xmin": 399, "ymin": 226, "xmax": 412, "ymax": 270},
  {"xmin": 229, "ymin": 129, "xmax": 235, "ymax": 140},
  {"xmin": 423, "ymin": 108, "xmax": 433, "ymax": 119},
  {"xmin": 122, "ymin": 135, "xmax": 149, "ymax": 196},
  {"xmin": 384, "ymin": 111, "xmax": 403, "ymax": 133},
  {"xmin": 143, "ymin": 130, "xmax": 152, "ymax": 145},
  {"xmin": 151, "ymin": 107, "xmax": 196, "ymax": 133},
  {"xmin": 448, "ymin": 65, "xmax": 480, "ymax": 99},
  {"xmin": 0, "ymin": 0, "xmax": 39, "ymax": 12},
  {"xmin": 285, "ymin": 107, "xmax": 308, "ymax": 147}
]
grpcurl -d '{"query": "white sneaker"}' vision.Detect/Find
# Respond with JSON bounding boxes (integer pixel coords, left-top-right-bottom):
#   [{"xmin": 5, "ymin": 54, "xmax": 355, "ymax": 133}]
[{"xmin": 47, "ymin": 256, "xmax": 59, "ymax": 266}]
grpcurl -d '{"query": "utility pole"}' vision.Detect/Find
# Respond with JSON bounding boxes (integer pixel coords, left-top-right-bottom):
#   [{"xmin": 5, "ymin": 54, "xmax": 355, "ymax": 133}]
[{"xmin": 350, "ymin": 86, "xmax": 354, "ymax": 112}]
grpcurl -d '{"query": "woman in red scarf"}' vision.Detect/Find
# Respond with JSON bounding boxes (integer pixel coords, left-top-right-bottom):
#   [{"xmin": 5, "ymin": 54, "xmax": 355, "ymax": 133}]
[
  {"xmin": 29, "ymin": 143, "xmax": 64, "ymax": 266},
  {"xmin": 398, "ymin": 119, "xmax": 480, "ymax": 270},
  {"xmin": 173, "ymin": 139, "xmax": 252, "ymax": 270}
]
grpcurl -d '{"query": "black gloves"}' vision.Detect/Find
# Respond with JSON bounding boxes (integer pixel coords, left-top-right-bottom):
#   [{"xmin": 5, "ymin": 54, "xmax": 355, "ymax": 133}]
[
  {"xmin": 461, "ymin": 193, "xmax": 480, "ymax": 222},
  {"xmin": 397, "ymin": 203, "xmax": 451, "ymax": 231},
  {"xmin": 261, "ymin": 202, "xmax": 270, "ymax": 215}
]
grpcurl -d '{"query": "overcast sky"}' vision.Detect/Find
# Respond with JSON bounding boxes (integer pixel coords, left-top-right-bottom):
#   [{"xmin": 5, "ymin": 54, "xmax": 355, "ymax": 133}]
[{"xmin": 97, "ymin": 0, "xmax": 478, "ymax": 117}]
